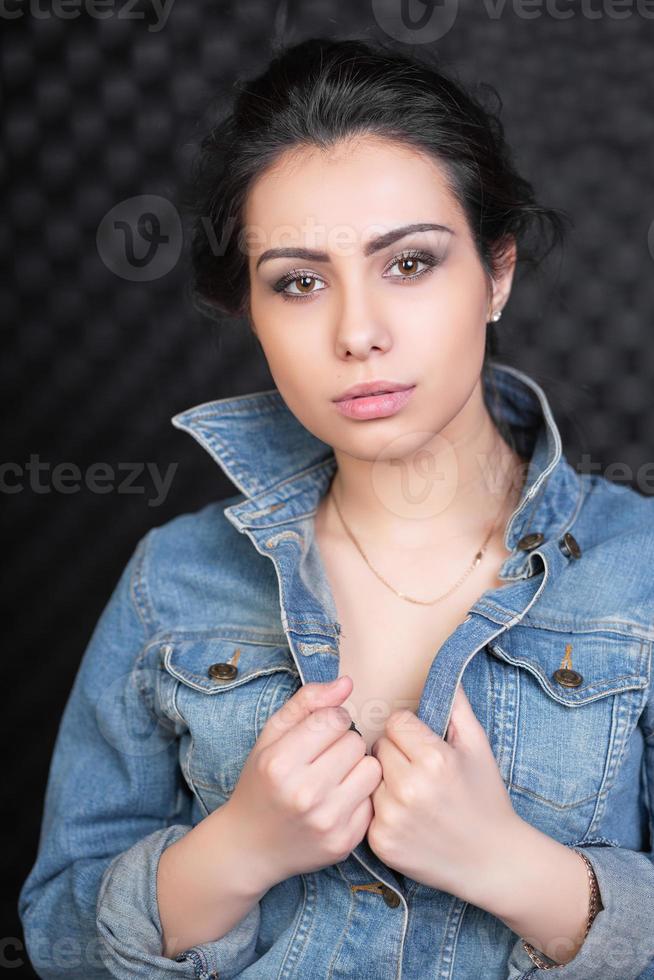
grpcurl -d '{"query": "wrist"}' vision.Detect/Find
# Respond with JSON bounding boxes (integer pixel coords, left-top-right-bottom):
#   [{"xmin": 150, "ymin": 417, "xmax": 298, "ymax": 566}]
[
  {"xmin": 521, "ymin": 848, "xmax": 602, "ymax": 970},
  {"xmin": 157, "ymin": 806, "xmax": 270, "ymax": 958},
  {"xmin": 479, "ymin": 816, "xmax": 594, "ymax": 965},
  {"xmin": 472, "ymin": 814, "xmax": 564, "ymax": 921},
  {"xmin": 463, "ymin": 813, "xmax": 534, "ymax": 916},
  {"xmin": 206, "ymin": 801, "xmax": 279, "ymax": 898},
  {"xmin": 170, "ymin": 803, "xmax": 273, "ymax": 905}
]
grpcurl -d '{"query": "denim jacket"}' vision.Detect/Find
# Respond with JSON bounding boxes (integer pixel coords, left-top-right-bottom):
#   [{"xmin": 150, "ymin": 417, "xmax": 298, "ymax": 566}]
[{"xmin": 18, "ymin": 361, "xmax": 654, "ymax": 979}]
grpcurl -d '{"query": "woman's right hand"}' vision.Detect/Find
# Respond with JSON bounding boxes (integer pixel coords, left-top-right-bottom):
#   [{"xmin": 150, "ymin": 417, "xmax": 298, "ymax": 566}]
[{"xmin": 218, "ymin": 674, "xmax": 382, "ymax": 893}]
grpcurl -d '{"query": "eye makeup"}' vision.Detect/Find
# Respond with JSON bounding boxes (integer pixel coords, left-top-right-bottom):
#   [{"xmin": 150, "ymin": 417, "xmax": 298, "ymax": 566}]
[{"xmin": 270, "ymin": 246, "xmax": 446, "ymax": 303}]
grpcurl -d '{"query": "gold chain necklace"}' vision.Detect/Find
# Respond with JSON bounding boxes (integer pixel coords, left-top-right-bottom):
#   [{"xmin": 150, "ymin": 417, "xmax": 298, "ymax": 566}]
[{"xmin": 329, "ymin": 471, "xmax": 517, "ymax": 606}]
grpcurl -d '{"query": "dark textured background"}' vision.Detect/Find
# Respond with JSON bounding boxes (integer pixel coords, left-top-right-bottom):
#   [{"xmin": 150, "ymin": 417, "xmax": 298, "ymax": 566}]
[{"xmin": 4, "ymin": 0, "xmax": 653, "ymax": 974}]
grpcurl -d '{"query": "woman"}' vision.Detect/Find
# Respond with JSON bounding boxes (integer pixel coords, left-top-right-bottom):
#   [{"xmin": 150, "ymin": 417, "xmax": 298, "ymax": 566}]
[{"xmin": 19, "ymin": 36, "xmax": 654, "ymax": 979}]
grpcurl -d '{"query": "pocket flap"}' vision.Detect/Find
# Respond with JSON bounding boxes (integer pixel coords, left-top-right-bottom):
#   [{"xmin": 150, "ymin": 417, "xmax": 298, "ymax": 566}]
[
  {"xmin": 161, "ymin": 636, "xmax": 298, "ymax": 694},
  {"xmin": 488, "ymin": 626, "xmax": 650, "ymax": 704}
]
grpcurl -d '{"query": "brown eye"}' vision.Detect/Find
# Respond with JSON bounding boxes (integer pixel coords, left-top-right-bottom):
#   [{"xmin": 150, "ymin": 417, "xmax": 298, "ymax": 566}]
[
  {"xmin": 384, "ymin": 248, "xmax": 441, "ymax": 283},
  {"xmin": 295, "ymin": 275, "xmax": 317, "ymax": 293},
  {"xmin": 274, "ymin": 270, "xmax": 327, "ymax": 301},
  {"xmin": 397, "ymin": 257, "xmax": 419, "ymax": 277}
]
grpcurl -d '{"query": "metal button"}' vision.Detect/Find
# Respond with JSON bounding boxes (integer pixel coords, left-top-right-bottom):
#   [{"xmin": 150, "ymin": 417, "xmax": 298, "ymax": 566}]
[
  {"xmin": 379, "ymin": 884, "xmax": 401, "ymax": 908},
  {"xmin": 559, "ymin": 532, "xmax": 581, "ymax": 559},
  {"xmin": 207, "ymin": 662, "xmax": 238, "ymax": 681},
  {"xmin": 552, "ymin": 667, "xmax": 583, "ymax": 688},
  {"xmin": 516, "ymin": 532, "xmax": 544, "ymax": 551}
]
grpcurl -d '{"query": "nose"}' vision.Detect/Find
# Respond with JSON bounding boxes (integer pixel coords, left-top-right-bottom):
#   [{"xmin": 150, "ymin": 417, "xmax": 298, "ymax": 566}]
[{"xmin": 333, "ymin": 288, "xmax": 393, "ymax": 360}]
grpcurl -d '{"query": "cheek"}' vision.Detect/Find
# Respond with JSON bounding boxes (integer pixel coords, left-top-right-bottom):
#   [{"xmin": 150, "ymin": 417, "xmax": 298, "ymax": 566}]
[
  {"xmin": 421, "ymin": 259, "xmax": 490, "ymax": 334},
  {"xmin": 254, "ymin": 318, "xmax": 326, "ymax": 394},
  {"xmin": 249, "ymin": 314, "xmax": 296, "ymax": 380},
  {"xmin": 256, "ymin": 333, "xmax": 330, "ymax": 433},
  {"xmin": 266, "ymin": 337, "xmax": 323, "ymax": 400},
  {"xmin": 399, "ymin": 278, "xmax": 487, "ymax": 358},
  {"xmin": 413, "ymin": 316, "xmax": 485, "ymax": 393}
]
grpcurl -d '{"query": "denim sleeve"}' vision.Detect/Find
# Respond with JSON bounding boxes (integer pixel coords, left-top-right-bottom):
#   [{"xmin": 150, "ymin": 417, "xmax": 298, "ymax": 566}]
[
  {"xmin": 17, "ymin": 530, "xmax": 261, "ymax": 979},
  {"xmin": 96, "ymin": 824, "xmax": 260, "ymax": 979},
  {"xmin": 506, "ymin": 686, "xmax": 654, "ymax": 980}
]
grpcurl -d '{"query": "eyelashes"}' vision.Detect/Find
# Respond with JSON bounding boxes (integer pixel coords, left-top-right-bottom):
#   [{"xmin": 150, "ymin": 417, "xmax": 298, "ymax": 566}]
[{"xmin": 271, "ymin": 248, "xmax": 444, "ymax": 303}]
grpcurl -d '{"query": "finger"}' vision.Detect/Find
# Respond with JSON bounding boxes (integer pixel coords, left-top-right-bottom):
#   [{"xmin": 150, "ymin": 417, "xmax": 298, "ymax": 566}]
[
  {"xmin": 335, "ymin": 751, "xmax": 382, "ymax": 800},
  {"xmin": 271, "ymin": 701, "xmax": 356, "ymax": 767},
  {"xmin": 370, "ymin": 734, "xmax": 411, "ymax": 778},
  {"xmin": 446, "ymin": 681, "xmax": 482, "ymax": 747},
  {"xmin": 258, "ymin": 674, "xmax": 353, "ymax": 749},
  {"xmin": 383, "ymin": 708, "xmax": 445, "ymax": 764},
  {"xmin": 311, "ymin": 728, "xmax": 368, "ymax": 786}
]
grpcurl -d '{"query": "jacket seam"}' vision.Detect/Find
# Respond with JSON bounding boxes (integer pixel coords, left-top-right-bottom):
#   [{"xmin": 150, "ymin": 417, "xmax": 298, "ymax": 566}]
[
  {"xmin": 127, "ymin": 529, "xmax": 167, "ymax": 719},
  {"xmin": 175, "ymin": 945, "xmax": 217, "ymax": 979},
  {"xmin": 130, "ymin": 527, "xmax": 159, "ymax": 636},
  {"xmin": 233, "ymin": 457, "xmax": 336, "ymax": 517},
  {"xmin": 326, "ymin": 864, "xmax": 362, "ymax": 980},
  {"xmin": 277, "ymin": 872, "xmax": 311, "ymax": 979},
  {"xmin": 479, "ymin": 609, "xmax": 653, "ymax": 638}
]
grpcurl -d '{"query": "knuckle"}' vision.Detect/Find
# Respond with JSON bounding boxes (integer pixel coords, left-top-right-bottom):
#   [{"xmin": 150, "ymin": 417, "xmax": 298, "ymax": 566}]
[
  {"xmin": 344, "ymin": 729, "xmax": 366, "ymax": 753},
  {"xmin": 422, "ymin": 747, "xmax": 443, "ymax": 774},
  {"xmin": 366, "ymin": 821, "xmax": 388, "ymax": 854},
  {"xmin": 324, "ymin": 830, "xmax": 350, "ymax": 860},
  {"xmin": 290, "ymin": 784, "xmax": 318, "ymax": 815},
  {"xmin": 307, "ymin": 807, "xmax": 336, "ymax": 835},
  {"xmin": 395, "ymin": 781, "xmax": 418, "ymax": 807},
  {"xmin": 366, "ymin": 755, "xmax": 383, "ymax": 781},
  {"xmin": 307, "ymin": 705, "xmax": 347, "ymax": 735},
  {"xmin": 254, "ymin": 744, "xmax": 272, "ymax": 772},
  {"xmin": 265, "ymin": 710, "xmax": 290, "ymax": 735},
  {"xmin": 331, "ymin": 705, "xmax": 352, "ymax": 727},
  {"xmin": 258, "ymin": 747, "xmax": 289, "ymax": 785}
]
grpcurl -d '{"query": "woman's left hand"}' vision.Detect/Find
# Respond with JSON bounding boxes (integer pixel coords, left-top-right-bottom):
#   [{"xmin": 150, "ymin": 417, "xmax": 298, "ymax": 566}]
[{"xmin": 366, "ymin": 681, "xmax": 523, "ymax": 909}]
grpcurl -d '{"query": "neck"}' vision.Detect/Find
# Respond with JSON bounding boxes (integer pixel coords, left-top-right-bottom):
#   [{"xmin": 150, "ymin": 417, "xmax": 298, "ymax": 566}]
[{"xmin": 324, "ymin": 393, "xmax": 527, "ymax": 556}]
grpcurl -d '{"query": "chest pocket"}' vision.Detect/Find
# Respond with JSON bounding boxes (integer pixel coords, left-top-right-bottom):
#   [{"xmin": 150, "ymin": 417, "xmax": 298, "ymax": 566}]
[
  {"xmin": 160, "ymin": 636, "xmax": 301, "ymax": 815},
  {"xmin": 487, "ymin": 625, "xmax": 650, "ymax": 839}
]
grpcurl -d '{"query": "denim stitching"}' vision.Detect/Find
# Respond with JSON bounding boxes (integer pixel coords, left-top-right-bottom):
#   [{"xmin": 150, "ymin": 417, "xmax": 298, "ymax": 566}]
[
  {"xmin": 130, "ymin": 527, "xmax": 158, "ymax": 634},
  {"xmin": 175, "ymin": 946, "xmax": 219, "ymax": 979}
]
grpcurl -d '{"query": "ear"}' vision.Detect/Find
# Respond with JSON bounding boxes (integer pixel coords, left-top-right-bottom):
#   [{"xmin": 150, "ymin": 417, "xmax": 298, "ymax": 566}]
[{"xmin": 486, "ymin": 234, "xmax": 517, "ymax": 316}]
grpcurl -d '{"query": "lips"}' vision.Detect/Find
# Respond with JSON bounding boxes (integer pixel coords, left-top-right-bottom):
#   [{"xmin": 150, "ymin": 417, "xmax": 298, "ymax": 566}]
[
  {"xmin": 333, "ymin": 385, "xmax": 416, "ymax": 420},
  {"xmin": 333, "ymin": 380, "xmax": 414, "ymax": 402}
]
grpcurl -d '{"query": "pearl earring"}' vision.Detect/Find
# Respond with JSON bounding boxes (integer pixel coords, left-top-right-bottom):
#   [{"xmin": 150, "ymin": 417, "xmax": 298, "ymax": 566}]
[{"xmin": 490, "ymin": 309, "xmax": 503, "ymax": 322}]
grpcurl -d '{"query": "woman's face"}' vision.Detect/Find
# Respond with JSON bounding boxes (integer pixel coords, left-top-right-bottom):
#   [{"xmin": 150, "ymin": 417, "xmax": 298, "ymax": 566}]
[{"xmin": 244, "ymin": 136, "xmax": 515, "ymax": 468}]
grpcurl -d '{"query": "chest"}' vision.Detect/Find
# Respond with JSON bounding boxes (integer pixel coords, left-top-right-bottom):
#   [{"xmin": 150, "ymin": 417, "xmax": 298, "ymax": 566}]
[
  {"xmin": 154, "ymin": 615, "xmax": 648, "ymax": 852},
  {"xmin": 315, "ymin": 524, "xmax": 509, "ymax": 752},
  {"xmin": 152, "ymin": 509, "xmax": 650, "ymax": 853}
]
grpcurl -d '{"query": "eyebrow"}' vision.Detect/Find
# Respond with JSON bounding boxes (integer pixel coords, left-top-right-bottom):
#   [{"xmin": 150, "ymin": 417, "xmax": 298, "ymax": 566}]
[{"xmin": 255, "ymin": 222, "xmax": 455, "ymax": 270}]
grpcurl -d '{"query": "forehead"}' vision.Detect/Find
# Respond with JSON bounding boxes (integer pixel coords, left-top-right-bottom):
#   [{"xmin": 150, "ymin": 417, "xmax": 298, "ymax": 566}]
[{"xmin": 243, "ymin": 135, "xmax": 467, "ymax": 253}]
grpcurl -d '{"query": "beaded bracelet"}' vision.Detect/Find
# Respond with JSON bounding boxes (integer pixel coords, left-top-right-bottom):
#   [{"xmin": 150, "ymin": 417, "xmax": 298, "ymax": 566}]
[{"xmin": 521, "ymin": 849, "xmax": 602, "ymax": 971}]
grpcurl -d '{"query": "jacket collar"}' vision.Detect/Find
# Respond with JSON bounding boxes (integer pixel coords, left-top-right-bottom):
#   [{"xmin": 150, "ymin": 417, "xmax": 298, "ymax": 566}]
[{"xmin": 170, "ymin": 360, "xmax": 583, "ymax": 567}]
